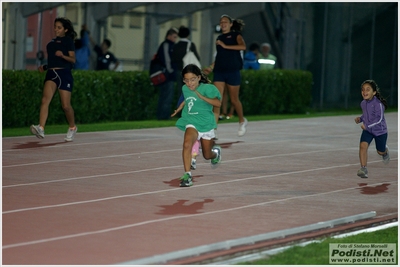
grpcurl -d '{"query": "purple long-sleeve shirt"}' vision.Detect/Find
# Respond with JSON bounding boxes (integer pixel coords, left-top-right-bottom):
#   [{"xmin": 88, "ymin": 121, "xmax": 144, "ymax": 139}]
[{"xmin": 359, "ymin": 96, "xmax": 387, "ymax": 136}]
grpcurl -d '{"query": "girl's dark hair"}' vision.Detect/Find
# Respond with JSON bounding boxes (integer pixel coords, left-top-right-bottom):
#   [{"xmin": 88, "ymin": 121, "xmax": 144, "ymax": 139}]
[
  {"xmin": 249, "ymin": 42, "xmax": 260, "ymax": 51},
  {"xmin": 182, "ymin": 64, "xmax": 211, "ymax": 84},
  {"xmin": 103, "ymin": 39, "xmax": 112, "ymax": 48},
  {"xmin": 55, "ymin": 17, "xmax": 77, "ymax": 40},
  {"xmin": 178, "ymin": 26, "xmax": 190, "ymax": 38},
  {"xmin": 361, "ymin": 79, "xmax": 388, "ymax": 110},
  {"xmin": 220, "ymin": 14, "xmax": 245, "ymax": 33}
]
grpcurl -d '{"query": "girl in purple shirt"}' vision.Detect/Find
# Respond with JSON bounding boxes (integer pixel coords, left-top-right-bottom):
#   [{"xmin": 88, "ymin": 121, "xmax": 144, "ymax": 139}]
[{"xmin": 354, "ymin": 80, "xmax": 390, "ymax": 178}]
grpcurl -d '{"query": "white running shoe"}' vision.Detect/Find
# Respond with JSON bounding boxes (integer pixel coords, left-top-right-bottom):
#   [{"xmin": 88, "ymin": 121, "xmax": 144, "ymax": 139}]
[
  {"xmin": 211, "ymin": 145, "xmax": 221, "ymax": 169},
  {"xmin": 238, "ymin": 118, "xmax": 248, "ymax": 136},
  {"xmin": 30, "ymin": 125, "xmax": 45, "ymax": 139},
  {"xmin": 357, "ymin": 167, "xmax": 368, "ymax": 178},
  {"xmin": 382, "ymin": 145, "xmax": 390, "ymax": 164},
  {"xmin": 191, "ymin": 158, "xmax": 197, "ymax": 170},
  {"xmin": 65, "ymin": 126, "xmax": 78, "ymax": 142}
]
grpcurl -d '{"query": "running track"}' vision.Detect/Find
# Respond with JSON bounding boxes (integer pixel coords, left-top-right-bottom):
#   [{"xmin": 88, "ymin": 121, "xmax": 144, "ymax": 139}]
[{"xmin": 2, "ymin": 113, "xmax": 398, "ymax": 264}]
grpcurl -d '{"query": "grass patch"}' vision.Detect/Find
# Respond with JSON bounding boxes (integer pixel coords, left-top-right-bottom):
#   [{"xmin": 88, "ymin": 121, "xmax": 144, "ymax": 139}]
[
  {"xmin": 238, "ymin": 226, "xmax": 398, "ymax": 265},
  {"xmin": 2, "ymin": 108, "xmax": 397, "ymax": 138}
]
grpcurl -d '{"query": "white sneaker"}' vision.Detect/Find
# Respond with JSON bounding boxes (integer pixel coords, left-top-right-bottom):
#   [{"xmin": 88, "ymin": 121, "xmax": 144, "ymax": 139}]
[
  {"xmin": 382, "ymin": 145, "xmax": 390, "ymax": 164},
  {"xmin": 211, "ymin": 145, "xmax": 221, "ymax": 169},
  {"xmin": 30, "ymin": 125, "xmax": 45, "ymax": 139},
  {"xmin": 238, "ymin": 118, "xmax": 248, "ymax": 136},
  {"xmin": 65, "ymin": 126, "xmax": 77, "ymax": 142},
  {"xmin": 191, "ymin": 158, "xmax": 197, "ymax": 170},
  {"xmin": 357, "ymin": 167, "xmax": 368, "ymax": 178}
]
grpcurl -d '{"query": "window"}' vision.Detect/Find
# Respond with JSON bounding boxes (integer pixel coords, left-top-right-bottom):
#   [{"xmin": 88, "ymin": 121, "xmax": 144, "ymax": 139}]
[
  {"xmin": 129, "ymin": 15, "xmax": 142, "ymax": 29},
  {"xmin": 111, "ymin": 15, "xmax": 124, "ymax": 28},
  {"xmin": 65, "ymin": 4, "xmax": 78, "ymax": 24}
]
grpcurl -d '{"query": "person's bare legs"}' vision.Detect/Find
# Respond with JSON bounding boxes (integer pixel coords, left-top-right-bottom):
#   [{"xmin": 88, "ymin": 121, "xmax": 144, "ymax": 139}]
[
  {"xmin": 58, "ymin": 89, "xmax": 75, "ymax": 128},
  {"xmin": 200, "ymin": 138, "xmax": 217, "ymax": 160},
  {"xmin": 221, "ymin": 88, "xmax": 229, "ymax": 117},
  {"xmin": 376, "ymin": 147, "xmax": 388, "ymax": 156},
  {"xmin": 39, "ymin": 81, "xmax": 57, "ymax": 128},
  {"xmin": 213, "ymin": 81, "xmax": 225, "ymax": 124},
  {"xmin": 357, "ymin": 141, "xmax": 369, "ymax": 178},
  {"xmin": 226, "ymin": 84, "xmax": 245, "ymax": 123},
  {"xmin": 359, "ymin": 142, "xmax": 368, "ymax": 167},
  {"xmin": 183, "ymin": 127, "xmax": 198, "ymax": 172}
]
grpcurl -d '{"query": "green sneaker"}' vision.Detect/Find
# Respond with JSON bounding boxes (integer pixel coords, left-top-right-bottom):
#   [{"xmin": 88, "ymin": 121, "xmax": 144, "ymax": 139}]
[
  {"xmin": 211, "ymin": 145, "xmax": 221, "ymax": 168},
  {"xmin": 179, "ymin": 173, "xmax": 193, "ymax": 187}
]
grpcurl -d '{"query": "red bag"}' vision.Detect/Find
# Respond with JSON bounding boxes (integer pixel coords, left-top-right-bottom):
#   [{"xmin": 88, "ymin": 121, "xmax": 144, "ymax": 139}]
[
  {"xmin": 149, "ymin": 53, "xmax": 167, "ymax": 86},
  {"xmin": 150, "ymin": 70, "xmax": 166, "ymax": 86}
]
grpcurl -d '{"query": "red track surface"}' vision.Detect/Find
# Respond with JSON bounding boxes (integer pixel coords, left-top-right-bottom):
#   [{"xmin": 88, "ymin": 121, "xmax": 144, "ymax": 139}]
[{"xmin": 2, "ymin": 113, "xmax": 398, "ymax": 265}]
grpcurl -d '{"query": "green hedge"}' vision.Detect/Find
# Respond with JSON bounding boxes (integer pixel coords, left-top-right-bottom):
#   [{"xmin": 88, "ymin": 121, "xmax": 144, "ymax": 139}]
[
  {"xmin": 240, "ymin": 69, "xmax": 313, "ymax": 114},
  {"xmin": 2, "ymin": 69, "xmax": 312, "ymax": 128}
]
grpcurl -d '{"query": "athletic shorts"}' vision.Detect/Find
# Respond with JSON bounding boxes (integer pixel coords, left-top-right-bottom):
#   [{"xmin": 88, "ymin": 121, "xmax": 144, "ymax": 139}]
[
  {"xmin": 186, "ymin": 124, "xmax": 215, "ymax": 140},
  {"xmin": 213, "ymin": 70, "xmax": 241, "ymax": 86},
  {"xmin": 360, "ymin": 130, "xmax": 388, "ymax": 153},
  {"xmin": 44, "ymin": 69, "xmax": 74, "ymax": 92}
]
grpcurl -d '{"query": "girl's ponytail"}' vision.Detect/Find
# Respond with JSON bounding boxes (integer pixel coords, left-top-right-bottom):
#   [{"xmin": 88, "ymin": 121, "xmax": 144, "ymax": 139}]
[
  {"xmin": 376, "ymin": 91, "xmax": 388, "ymax": 110},
  {"xmin": 200, "ymin": 72, "xmax": 211, "ymax": 84},
  {"xmin": 232, "ymin": 19, "xmax": 245, "ymax": 33}
]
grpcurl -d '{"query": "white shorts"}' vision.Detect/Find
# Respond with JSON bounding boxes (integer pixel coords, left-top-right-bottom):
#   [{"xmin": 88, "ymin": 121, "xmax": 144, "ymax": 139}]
[{"xmin": 186, "ymin": 124, "xmax": 215, "ymax": 140}]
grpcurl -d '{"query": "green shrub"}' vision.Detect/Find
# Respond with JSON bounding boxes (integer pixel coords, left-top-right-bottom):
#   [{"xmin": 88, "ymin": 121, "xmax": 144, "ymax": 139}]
[
  {"xmin": 2, "ymin": 69, "xmax": 312, "ymax": 128},
  {"xmin": 240, "ymin": 69, "xmax": 313, "ymax": 114}
]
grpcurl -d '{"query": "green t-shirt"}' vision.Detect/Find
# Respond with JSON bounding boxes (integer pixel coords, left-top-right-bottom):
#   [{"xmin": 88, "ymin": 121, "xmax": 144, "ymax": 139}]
[{"xmin": 176, "ymin": 83, "xmax": 221, "ymax": 133}]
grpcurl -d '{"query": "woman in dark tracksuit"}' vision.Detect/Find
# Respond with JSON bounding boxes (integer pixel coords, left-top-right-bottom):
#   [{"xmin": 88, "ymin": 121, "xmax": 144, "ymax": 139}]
[
  {"xmin": 30, "ymin": 17, "xmax": 78, "ymax": 142},
  {"xmin": 155, "ymin": 28, "xmax": 178, "ymax": 120}
]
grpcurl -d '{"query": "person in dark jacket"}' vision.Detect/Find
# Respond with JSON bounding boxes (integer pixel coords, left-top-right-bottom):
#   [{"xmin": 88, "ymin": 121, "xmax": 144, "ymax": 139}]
[
  {"xmin": 172, "ymin": 26, "xmax": 201, "ymax": 96},
  {"xmin": 354, "ymin": 80, "xmax": 390, "ymax": 178},
  {"xmin": 90, "ymin": 37, "xmax": 120, "ymax": 71},
  {"xmin": 156, "ymin": 27, "xmax": 178, "ymax": 120}
]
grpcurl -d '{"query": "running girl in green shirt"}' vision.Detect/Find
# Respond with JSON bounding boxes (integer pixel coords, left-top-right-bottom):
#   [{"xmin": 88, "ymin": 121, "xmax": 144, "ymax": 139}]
[{"xmin": 171, "ymin": 64, "xmax": 222, "ymax": 187}]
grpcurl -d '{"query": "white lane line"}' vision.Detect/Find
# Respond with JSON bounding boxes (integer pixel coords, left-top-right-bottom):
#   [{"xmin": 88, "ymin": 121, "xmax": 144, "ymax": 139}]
[
  {"xmin": 0, "ymin": 123, "xmax": 342, "ymax": 152},
  {"xmin": 2, "ymin": 181, "xmax": 396, "ymax": 250},
  {"xmin": 3, "ymin": 161, "xmax": 397, "ymax": 214},
  {"xmin": 3, "ymin": 148, "xmax": 359, "ymax": 187},
  {"xmin": 3, "ymin": 143, "xmax": 358, "ymax": 168},
  {"xmin": 2, "ymin": 148, "xmax": 181, "ymax": 168},
  {"xmin": 2, "ymin": 165, "xmax": 181, "ymax": 188},
  {"xmin": 3, "ymin": 146, "xmax": 396, "ymax": 188},
  {"xmin": 1, "ymin": 137, "xmax": 169, "ymax": 153},
  {"xmin": 2, "ymin": 130, "xmax": 372, "ymax": 165}
]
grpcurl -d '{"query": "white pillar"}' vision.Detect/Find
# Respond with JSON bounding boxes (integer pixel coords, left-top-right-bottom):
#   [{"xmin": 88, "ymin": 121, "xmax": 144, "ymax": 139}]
[{"xmin": 3, "ymin": 3, "xmax": 27, "ymax": 70}]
